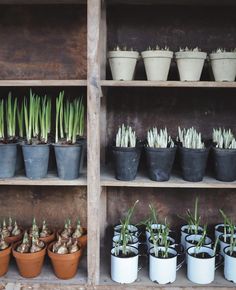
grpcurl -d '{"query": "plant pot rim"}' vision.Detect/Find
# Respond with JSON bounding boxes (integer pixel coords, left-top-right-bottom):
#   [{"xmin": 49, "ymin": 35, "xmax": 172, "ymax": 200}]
[
  {"xmin": 145, "ymin": 145, "xmax": 177, "ymax": 152},
  {"xmin": 0, "ymin": 142, "xmax": 18, "ymax": 146},
  {"xmin": 148, "ymin": 235, "xmax": 175, "ymax": 246},
  {"xmin": 185, "ymin": 234, "xmax": 212, "ymax": 246},
  {"xmin": 112, "ymin": 146, "xmax": 140, "ymax": 152},
  {"xmin": 53, "ymin": 143, "xmax": 82, "ymax": 148},
  {"xmin": 114, "ymin": 224, "xmax": 138, "ymax": 233},
  {"xmin": 179, "ymin": 146, "xmax": 209, "ymax": 153},
  {"xmin": 187, "ymin": 245, "xmax": 215, "ymax": 259},
  {"xmin": 57, "ymin": 227, "xmax": 87, "ymax": 239},
  {"xmin": 219, "ymin": 233, "xmax": 236, "ymax": 242},
  {"xmin": 111, "ymin": 245, "xmax": 139, "ymax": 258},
  {"xmin": 210, "ymin": 52, "xmax": 236, "ymax": 60},
  {"xmin": 213, "ymin": 147, "xmax": 236, "ymax": 153},
  {"xmin": 0, "ymin": 245, "xmax": 11, "ymax": 257},
  {"xmin": 141, "ymin": 50, "xmax": 173, "ymax": 58},
  {"xmin": 21, "ymin": 143, "xmax": 50, "ymax": 147},
  {"xmin": 224, "ymin": 245, "xmax": 236, "ymax": 257},
  {"xmin": 175, "ymin": 51, "xmax": 207, "ymax": 59},
  {"xmin": 108, "ymin": 50, "xmax": 139, "ymax": 58},
  {"xmin": 47, "ymin": 241, "xmax": 82, "ymax": 259},
  {"xmin": 113, "ymin": 234, "xmax": 138, "ymax": 245},
  {"xmin": 4, "ymin": 227, "xmax": 24, "ymax": 243},
  {"xmin": 146, "ymin": 223, "xmax": 166, "ymax": 232},
  {"xmin": 215, "ymin": 223, "xmax": 235, "ymax": 229},
  {"xmin": 12, "ymin": 241, "xmax": 46, "ymax": 259},
  {"xmin": 181, "ymin": 224, "xmax": 203, "ymax": 233},
  {"xmin": 149, "ymin": 246, "xmax": 177, "ymax": 259}
]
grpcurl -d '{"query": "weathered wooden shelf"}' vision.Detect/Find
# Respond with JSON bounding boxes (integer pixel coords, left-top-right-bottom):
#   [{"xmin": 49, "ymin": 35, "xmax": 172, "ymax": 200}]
[
  {"xmin": 108, "ymin": 0, "xmax": 236, "ymax": 6},
  {"xmin": 101, "ymin": 168, "xmax": 236, "ymax": 188},
  {"xmin": 0, "ymin": 80, "xmax": 87, "ymax": 87},
  {"xmin": 0, "ymin": 0, "xmax": 86, "ymax": 4},
  {"xmin": 101, "ymin": 80, "xmax": 236, "ymax": 88},
  {"xmin": 0, "ymin": 171, "xmax": 87, "ymax": 186}
]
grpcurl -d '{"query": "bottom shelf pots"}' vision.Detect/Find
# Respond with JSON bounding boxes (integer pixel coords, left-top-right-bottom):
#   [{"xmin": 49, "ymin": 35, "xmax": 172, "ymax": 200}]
[
  {"xmin": 111, "ymin": 245, "xmax": 139, "ymax": 284},
  {"xmin": 224, "ymin": 245, "xmax": 236, "ymax": 283},
  {"xmin": 0, "ymin": 244, "xmax": 11, "ymax": 276}
]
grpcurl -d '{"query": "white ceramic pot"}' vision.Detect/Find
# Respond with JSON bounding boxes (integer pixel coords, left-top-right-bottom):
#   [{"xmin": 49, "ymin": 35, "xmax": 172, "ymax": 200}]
[
  {"xmin": 111, "ymin": 245, "xmax": 139, "ymax": 284},
  {"xmin": 210, "ymin": 52, "xmax": 236, "ymax": 82},
  {"xmin": 224, "ymin": 245, "xmax": 236, "ymax": 283},
  {"xmin": 219, "ymin": 233, "xmax": 236, "ymax": 256},
  {"xmin": 187, "ymin": 246, "xmax": 217, "ymax": 284},
  {"xmin": 148, "ymin": 235, "xmax": 175, "ymax": 249},
  {"xmin": 146, "ymin": 224, "xmax": 166, "ymax": 250},
  {"xmin": 108, "ymin": 50, "xmax": 139, "ymax": 81},
  {"xmin": 114, "ymin": 224, "xmax": 139, "ymax": 237},
  {"xmin": 141, "ymin": 50, "xmax": 173, "ymax": 81},
  {"xmin": 149, "ymin": 246, "xmax": 178, "ymax": 284},
  {"xmin": 185, "ymin": 234, "xmax": 212, "ymax": 250},
  {"xmin": 112, "ymin": 234, "xmax": 139, "ymax": 249},
  {"xmin": 175, "ymin": 51, "xmax": 207, "ymax": 81},
  {"xmin": 181, "ymin": 225, "xmax": 203, "ymax": 249}
]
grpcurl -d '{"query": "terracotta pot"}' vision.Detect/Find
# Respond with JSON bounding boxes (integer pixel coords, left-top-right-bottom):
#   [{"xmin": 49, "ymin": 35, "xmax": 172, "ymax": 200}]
[
  {"xmin": 57, "ymin": 227, "xmax": 87, "ymax": 248},
  {"xmin": 48, "ymin": 242, "xmax": 82, "ymax": 279},
  {"xmin": 12, "ymin": 241, "xmax": 46, "ymax": 278},
  {"xmin": 4, "ymin": 230, "xmax": 23, "ymax": 244},
  {"xmin": 39, "ymin": 231, "xmax": 56, "ymax": 245},
  {"xmin": 0, "ymin": 246, "xmax": 11, "ymax": 276}
]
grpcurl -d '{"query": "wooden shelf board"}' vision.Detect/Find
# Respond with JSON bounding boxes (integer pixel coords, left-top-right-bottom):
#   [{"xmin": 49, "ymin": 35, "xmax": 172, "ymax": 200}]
[
  {"xmin": 101, "ymin": 80, "xmax": 236, "ymax": 88},
  {"xmin": 100, "ymin": 252, "xmax": 234, "ymax": 289},
  {"xmin": 101, "ymin": 168, "xmax": 236, "ymax": 188},
  {"xmin": 0, "ymin": 0, "xmax": 86, "ymax": 4},
  {"xmin": 1, "ymin": 256, "xmax": 87, "ymax": 287},
  {"xmin": 0, "ymin": 80, "xmax": 87, "ymax": 87},
  {"xmin": 107, "ymin": 0, "xmax": 236, "ymax": 6},
  {"xmin": 0, "ymin": 171, "xmax": 87, "ymax": 186}
]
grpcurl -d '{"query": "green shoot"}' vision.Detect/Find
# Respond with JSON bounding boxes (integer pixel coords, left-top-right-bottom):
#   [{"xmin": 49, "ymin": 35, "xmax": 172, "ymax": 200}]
[
  {"xmin": 6, "ymin": 92, "xmax": 17, "ymax": 139},
  {"xmin": 17, "ymin": 102, "xmax": 24, "ymax": 139},
  {"xmin": 0, "ymin": 99, "xmax": 4, "ymax": 140}
]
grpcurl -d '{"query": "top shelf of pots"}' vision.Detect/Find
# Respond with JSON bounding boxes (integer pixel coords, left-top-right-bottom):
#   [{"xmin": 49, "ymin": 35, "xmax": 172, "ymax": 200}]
[{"xmin": 105, "ymin": 47, "xmax": 236, "ymax": 86}]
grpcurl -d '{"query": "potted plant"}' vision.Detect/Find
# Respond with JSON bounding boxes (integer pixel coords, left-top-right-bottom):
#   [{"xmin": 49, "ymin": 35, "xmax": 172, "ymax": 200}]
[
  {"xmin": 12, "ymin": 231, "xmax": 46, "ymax": 278},
  {"xmin": 28, "ymin": 218, "xmax": 55, "ymax": 245},
  {"xmin": 48, "ymin": 234, "xmax": 82, "ymax": 279},
  {"xmin": 21, "ymin": 91, "xmax": 51, "ymax": 179},
  {"xmin": 212, "ymin": 128, "xmax": 236, "ymax": 181},
  {"xmin": 185, "ymin": 226, "xmax": 212, "ymax": 251},
  {"xmin": 215, "ymin": 209, "xmax": 236, "ymax": 239},
  {"xmin": 224, "ymin": 234, "xmax": 236, "ymax": 283},
  {"xmin": 111, "ymin": 201, "xmax": 139, "ymax": 284},
  {"xmin": 178, "ymin": 127, "xmax": 209, "ymax": 182},
  {"xmin": 210, "ymin": 48, "xmax": 236, "ymax": 82},
  {"xmin": 186, "ymin": 237, "xmax": 221, "ymax": 284},
  {"xmin": 108, "ymin": 46, "xmax": 139, "ymax": 81},
  {"xmin": 175, "ymin": 47, "xmax": 207, "ymax": 81},
  {"xmin": 145, "ymin": 127, "xmax": 176, "ymax": 181},
  {"xmin": 0, "ymin": 233, "xmax": 11, "ymax": 276},
  {"xmin": 180, "ymin": 198, "xmax": 203, "ymax": 249},
  {"xmin": 141, "ymin": 45, "xmax": 173, "ymax": 81},
  {"xmin": 0, "ymin": 93, "xmax": 18, "ymax": 178},
  {"xmin": 112, "ymin": 124, "xmax": 141, "ymax": 181},
  {"xmin": 53, "ymin": 91, "xmax": 84, "ymax": 180},
  {"xmin": 1, "ymin": 218, "xmax": 23, "ymax": 244}
]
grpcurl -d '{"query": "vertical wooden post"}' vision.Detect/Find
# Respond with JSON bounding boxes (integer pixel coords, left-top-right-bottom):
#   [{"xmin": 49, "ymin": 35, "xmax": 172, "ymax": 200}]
[{"xmin": 87, "ymin": 0, "xmax": 101, "ymax": 285}]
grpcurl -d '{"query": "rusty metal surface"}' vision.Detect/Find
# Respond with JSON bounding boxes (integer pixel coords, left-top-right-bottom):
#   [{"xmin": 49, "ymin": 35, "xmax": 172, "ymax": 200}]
[{"xmin": 0, "ymin": 5, "xmax": 87, "ymax": 79}]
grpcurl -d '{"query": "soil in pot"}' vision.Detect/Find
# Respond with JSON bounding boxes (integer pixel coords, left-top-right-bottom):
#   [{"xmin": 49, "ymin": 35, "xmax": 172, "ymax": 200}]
[
  {"xmin": 150, "ymin": 251, "xmax": 175, "ymax": 259},
  {"xmin": 54, "ymin": 143, "xmax": 82, "ymax": 180},
  {"xmin": 145, "ymin": 146, "xmax": 176, "ymax": 181},
  {"xmin": 116, "ymin": 250, "xmax": 137, "ymax": 258},
  {"xmin": 179, "ymin": 146, "xmax": 209, "ymax": 182},
  {"xmin": 190, "ymin": 252, "xmax": 212, "ymax": 259},
  {"xmin": 0, "ymin": 243, "xmax": 11, "ymax": 277},
  {"xmin": 219, "ymin": 236, "xmax": 234, "ymax": 244},
  {"xmin": 22, "ymin": 144, "xmax": 49, "ymax": 179},
  {"xmin": 112, "ymin": 146, "xmax": 141, "ymax": 181},
  {"xmin": 182, "ymin": 228, "xmax": 203, "ymax": 235},
  {"xmin": 0, "ymin": 143, "xmax": 18, "ymax": 178},
  {"xmin": 213, "ymin": 147, "xmax": 236, "ymax": 181}
]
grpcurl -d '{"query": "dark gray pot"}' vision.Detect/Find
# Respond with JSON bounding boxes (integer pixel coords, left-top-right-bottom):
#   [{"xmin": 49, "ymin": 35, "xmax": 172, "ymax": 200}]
[
  {"xmin": 22, "ymin": 144, "xmax": 49, "ymax": 179},
  {"xmin": 53, "ymin": 144, "xmax": 82, "ymax": 180},
  {"xmin": 15, "ymin": 143, "xmax": 24, "ymax": 173},
  {"xmin": 0, "ymin": 143, "xmax": 17, "ymax": 178}
]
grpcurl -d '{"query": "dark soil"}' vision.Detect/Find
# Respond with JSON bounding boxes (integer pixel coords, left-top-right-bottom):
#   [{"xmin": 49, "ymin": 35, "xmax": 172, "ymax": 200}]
[
  {"xmin": 183, "ymin": 228, "xmax": 203, "ymax": 235},
  {"xmin": 151, "ymin": 251, "xmax": 175, "ymax": 259},
  {"xmin": 219, "ymin": 236, "xmax": 235, "ymax": 244},
  {"xmin": 190, "ymin": 252, "xmax": 212, "ymax": 259},
  {"xmin": 217, "ymin": 225, "xmax": 232, "ymax": 234},
  {"xmin": 227, "ymin": 251, "xmax": 236, "ymax": 257},
  {"xmin": 116, "ymin": 250, "xmax": 136, "ymax": 258}
]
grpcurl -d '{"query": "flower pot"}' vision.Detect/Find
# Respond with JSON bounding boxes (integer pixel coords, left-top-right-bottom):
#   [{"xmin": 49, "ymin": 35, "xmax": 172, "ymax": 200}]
[
  {"xmin": 175, "ymin": 51, "xmax": 207, "ymax": 81},
  {"xmin": 187, "ymin": 246, "xmax": 222, "ymax": 284},
  {"xmin": 141, "ymin": 50, "xmax": 173, "ymax": 81},
  {"xmin": 22, "ymin": 144, "xmax": 49, "ymax": 179},
  {"xmin": 15, "ymin": 143, "xmax": 24, "ymax": 173},
  {"xmin": 111, "ymin": 245, "xmax": 139, "ymax": 284},
  {"xmin": 219, "ymin": 233, "xmax": 236, "ymax": 256},
  {"xmin": 0, "ymin": 246, "xmax": 11, "ymax": 276},
  {"xmin": 179, "ymin": 146, "xmax": 209, "ymax": 182},
  {"xmin": 180, "ymin": 225, "xmax": 203, "ymax": 249},
  {"xmin": 108, "ymin": 50, "xmax": 139, "ymax": 81},
  {"xmin": 215, "ymin": 223, "xmax": 236, "ymax": 240},
  {"xmin": 149, "ymin": 246, "xmax": 180, "ymax": 284},
  {"xmin": 12, "ymin": 242, "xmax": 46, "ymax": 278},
  {"xmin": 114, "ymin": 224, "xmax": 139, "ymax": 237},
  {"xmin": 0, "ymin": 143, "xmax": 17, "ymax": 178},
  {"xmin": 148, "ymin": 235, "xmax": 175, "ymax": 253},
  {"xmin": 185, "ymin": 234, "xmax": 212, "ymax": 251},
  {"xmin": 57, "ymin": 227, "xmax": 87, "ymax": 249},
  {"xmin": 39, "ymin": 231, "xmax": 55, "ymax": 245},
  {"xmin": 145, "ymin": 146, "xmax": 176, "ymax": 181},
  {"xmin": 53, "ymin": 143, "xmax": 82, "ymax": 180},
  {"xmin": 113, "ymin": 234, "xmax": 139, "ymax": 249},
  {"xmin": 112, "ymin": 146, "xmax": 141, "ymax": 181},
  {"xmin": 213, "ymin": 147, "xmax": 236, "ymax": 181},
  {"xmin": 145, "ymin": 224, "xmax": 166, "ymax": 242},
  {"xmin": 48, "ymin": 241, "xmax": 82, "ymax": 279},
  {"xmin": 224, "ymin": 245, "xmax": 236, "ymax": 283},
  {"xmin": 210, "ymin": 52, "xmax": 236, "ymax": 82},
  {"xmin": 4, "ymin": 230, "xmax": 23, "ymax": 244}
]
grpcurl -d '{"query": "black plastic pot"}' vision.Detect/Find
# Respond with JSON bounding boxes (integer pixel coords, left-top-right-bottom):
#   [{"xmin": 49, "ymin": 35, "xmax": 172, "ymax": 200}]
[
  {"xmin": 213, "ymin": 147, "xmax": 236, "ymax": 181},
  {"xmin": 112, "ymin": 146, "xmax": 141, "ymax": 181},
  {"xmin": 53, "ymin": 143, "xmax": 82, "ymax": 180},
  {"xmin": 179, "ymin": 146, "xmax": 209, "ymax": 182},
  {"xmin": 22, "ymin": 144, "xmax": 49, "ymax": 179},
  {"xmin": 0, "ymin": 143, "xmax": 17, "ymax": 178},
  {"xmin": 145, "ymin": 146, "xmax": 177, "ymax": 181}
]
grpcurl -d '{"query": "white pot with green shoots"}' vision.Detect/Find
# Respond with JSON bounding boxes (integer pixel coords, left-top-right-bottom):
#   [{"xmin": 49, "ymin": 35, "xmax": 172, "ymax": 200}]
[
  {"xmin": 112, "ymin": 124, "xmax": 141, "ymax": 181},
  {"xmin": 108, "ymin": 46, "xmax": 139, "ymax": 81},
  {"xmin": 215, "ymin": 210, "xmax": 236, "ymax": 240},
  {"xmin": 53, "ymin": 91, "xmax": 85, "ymax": 180},
  {"xmin": 224, "ymin": 239, "xmax": 236, "ymax": 283},
  {"xmin": 21, "ymin": 90, "xmax": 51, "ymax": 179},
  {"xmin": 0, "ymin": 93, "xmax": 18, "ymax": 178},
  {"xmin": 210, "ymin": 48, "xmax": 236, "ymax": 82},
  {"xmin": 141, "ymin": 45, "xmax": 173, "ymax": 81}
]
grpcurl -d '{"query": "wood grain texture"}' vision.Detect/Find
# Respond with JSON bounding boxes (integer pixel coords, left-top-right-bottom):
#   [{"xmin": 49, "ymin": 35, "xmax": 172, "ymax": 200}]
[
  {"xmin": 0, "ymin": 80, "xmax": 87, "ymax": 86},
  {"xmin": 0, "ymin": 5, "xmax": 87, "ymax": 79}
]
